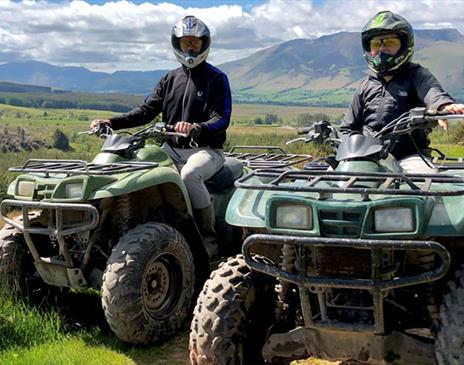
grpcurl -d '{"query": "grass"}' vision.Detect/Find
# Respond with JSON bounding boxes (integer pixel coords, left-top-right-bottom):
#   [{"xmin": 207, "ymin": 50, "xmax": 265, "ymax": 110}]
[
  {"xmin": 0, "ymin": 338, "xmax": 135, "ymax": 365},
  {"xmin": 0, "ymin": 289, "xmax": 63, "ymax": 352},
  {"xmin": 0, "ymin": 284, "xmax": 189, "ymax": 365}
]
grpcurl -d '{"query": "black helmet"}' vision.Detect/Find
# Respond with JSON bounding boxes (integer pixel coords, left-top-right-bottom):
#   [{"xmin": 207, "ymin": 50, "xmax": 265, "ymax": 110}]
[
  {"xmin": 361, "ymin": 10, "xmax": 414, "ymax": 75},
  {"xmin": 171, "ymin": 16, "xmax": 211, "ymax": 68}
]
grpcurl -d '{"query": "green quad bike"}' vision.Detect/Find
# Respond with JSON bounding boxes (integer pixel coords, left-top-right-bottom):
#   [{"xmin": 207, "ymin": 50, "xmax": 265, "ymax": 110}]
[
  {"xmin": 0, "ymin": 122, "xmax": 311, "ymax": 344},
  {"xmin": 190, "ymin": 108, "xmax": 464, "ymax": 365}
]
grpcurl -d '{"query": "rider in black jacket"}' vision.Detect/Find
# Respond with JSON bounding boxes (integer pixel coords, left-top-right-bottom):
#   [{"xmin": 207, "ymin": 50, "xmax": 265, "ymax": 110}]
[
  {"xmin": 109, "ymin": 60, "xmax": 231, "ymax": 150},
  {"xmin": 91, "ymin": 16, "xmax": 231, "ymax": 258},
  {"xmin": 340, "ymin": 10, "xmax": 464, "ymax": 172}
]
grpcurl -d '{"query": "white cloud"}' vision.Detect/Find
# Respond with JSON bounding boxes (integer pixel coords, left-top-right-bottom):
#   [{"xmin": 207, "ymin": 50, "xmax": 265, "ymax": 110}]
[{"xmin": 0, "ymin": 0, "xmax": 464, "ymax": 72}]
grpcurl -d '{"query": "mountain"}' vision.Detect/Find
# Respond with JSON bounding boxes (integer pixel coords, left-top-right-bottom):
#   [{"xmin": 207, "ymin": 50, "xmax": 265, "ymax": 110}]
[
  {"xmin": 0, "ymin": 61, "xmax": 168, "ymax": 95},
  {"xmin": 221, "ymin": 28, "xmax": 464, "ymax": 105},
  {"xmin": 0, "ymin": 29, "xmax": 463, "ymax": 105}
]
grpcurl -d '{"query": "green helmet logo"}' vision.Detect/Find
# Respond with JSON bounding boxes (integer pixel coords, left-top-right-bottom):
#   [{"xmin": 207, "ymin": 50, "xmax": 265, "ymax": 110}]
[{"xmin": 371, "ymin": 12, "xmax": 387, "ymax": 28}]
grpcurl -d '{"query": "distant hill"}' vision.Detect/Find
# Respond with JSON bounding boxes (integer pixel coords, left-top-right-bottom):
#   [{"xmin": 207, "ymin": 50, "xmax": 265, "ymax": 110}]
[
  {"xmin": 0, "ymin": 29, "xmax": 463, "ymax": 106},
  {"xmin": 221, "ymin": 28, "xmax": 464, "ymax": 105},
  {"xmin": 0, "ymin": 81, "xmax": 142, "ymax": 112},
  {"xmin": 0, "ymin": 81, "xmax": 55, "ymax": 93},
  {"xmin": 0, "ymin": 61, "xmax": 168, "ymax": 95}
]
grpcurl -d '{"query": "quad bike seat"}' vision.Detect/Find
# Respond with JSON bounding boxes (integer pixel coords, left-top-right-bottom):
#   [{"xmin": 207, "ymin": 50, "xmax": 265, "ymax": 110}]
[{"xmin": 206, "ymin": 157, "xmax": 244, "ymax": 193}]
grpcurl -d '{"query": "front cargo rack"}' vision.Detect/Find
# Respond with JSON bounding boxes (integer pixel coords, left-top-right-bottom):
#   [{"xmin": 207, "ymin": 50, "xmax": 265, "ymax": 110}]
[
  {"xmin": 9, "ymin": 159, "xmax": 158, "ymax": 176},
  {"xmin": 235, "ymin": 168, "xmax": 464, "ymax": 199},
  {"xmin": 226, "ymin": 146, "xmax": 312, "ymax": 169}
]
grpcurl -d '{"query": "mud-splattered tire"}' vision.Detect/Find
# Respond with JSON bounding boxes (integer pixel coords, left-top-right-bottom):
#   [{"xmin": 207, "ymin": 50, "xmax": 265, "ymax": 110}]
[
  {"xmin": 0, "ymin": 224, "xmax": 27, "ymax": 290},
  {"xmin": 435, "ymin": 267, "xmax": 464, "ymax": 365},
  {"xmin": 189, "ymin": 254, "xmax": 276, "ymax": 365},
  {"xmin": 101, "ymin": 222, "xmax": 195, "ymax": 344},
  {"xmin": 0, "ymin": 221, "xmax": 66, "ymax": 303}
]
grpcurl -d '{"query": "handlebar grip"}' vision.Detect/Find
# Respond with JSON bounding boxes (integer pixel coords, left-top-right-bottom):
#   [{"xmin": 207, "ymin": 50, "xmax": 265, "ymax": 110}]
[
  {"xmin": 165, "ymin": 124, "xmax": 176, "ymax": 132},
  {"xmin": 297, "ymin": 127, "xmax": 312, "ymax": 135},
  {"xmin": 425, "ymin": 108, "xmax": 451, "ymax": 116}
]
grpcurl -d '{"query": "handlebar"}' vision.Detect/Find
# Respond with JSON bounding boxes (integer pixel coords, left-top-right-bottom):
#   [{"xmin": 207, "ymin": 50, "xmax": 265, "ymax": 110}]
[
  {"xmin": 296, "ymin": 127, "xmax": 313, "ymax": 135},
  {"xmin": 375, "ymin": 107, "xmax": 464, "ymax": 140},
  {"xmin": 288, "ymin": 120, "xmax": 342, "ymax": 146},
  {"xmin": 80, "ymin": 122, "xmax": 190, "ymax": 140},
  {"xmin": 79, "ymin": 122, "xmax": 114, "ymax": 138},
  {"xmin": 150, "ymin": 123, "xmax": 189, "ymax": 139}
]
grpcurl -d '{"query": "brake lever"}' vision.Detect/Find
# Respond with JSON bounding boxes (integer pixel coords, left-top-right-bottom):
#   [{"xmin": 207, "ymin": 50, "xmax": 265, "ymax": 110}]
[{"xmin": 285, "ymin": 137, "xmax": 306, "ymax": 145}]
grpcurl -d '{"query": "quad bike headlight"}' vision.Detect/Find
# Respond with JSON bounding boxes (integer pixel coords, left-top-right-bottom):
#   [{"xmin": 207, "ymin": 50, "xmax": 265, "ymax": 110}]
[
  {"xmin": 275, "ymin": 205, "xmax": 312, "ymax": 230},
  {"xmin": 16, "ymin": 180, "xmax": 36, "ymax": 198},
  {"xmin": 64, "ymin": 182, "xmax": 84, "ymax": 199},
  {"xmin": 374, "ymin": 207, "xmax": 414, "ymax": 232}
]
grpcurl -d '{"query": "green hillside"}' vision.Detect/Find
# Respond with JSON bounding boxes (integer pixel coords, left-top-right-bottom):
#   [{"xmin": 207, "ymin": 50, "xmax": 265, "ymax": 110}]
[{"xmin": 224, "ymin": 29, "xmax": 464, "ymax": 105}]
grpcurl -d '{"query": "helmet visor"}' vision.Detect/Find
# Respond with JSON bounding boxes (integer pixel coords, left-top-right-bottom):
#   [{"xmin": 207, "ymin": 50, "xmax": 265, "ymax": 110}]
[
  {"xmin": 179, "ymin": 37, "xmax": 203, "ymax": 53},
  {"xmin": 369, "ymin": 37, "xmax": 401, "ymax": 52}
]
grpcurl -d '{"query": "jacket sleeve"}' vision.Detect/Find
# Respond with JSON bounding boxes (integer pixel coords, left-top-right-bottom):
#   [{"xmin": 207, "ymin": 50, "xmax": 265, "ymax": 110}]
[
  {"xmin": 199, "ymin": 72, "xmax": 232, "ymax": 137},
  {"xmin": 413, "ymin": 66, "xmax": 455, "ymax": 110},
  {"xmin": 340, "ymin": 83, "xmax": 364, "ymax": 136},
  {"xmin": 109, "ymin": 75, "xmax": 166, "ymax": 130}
]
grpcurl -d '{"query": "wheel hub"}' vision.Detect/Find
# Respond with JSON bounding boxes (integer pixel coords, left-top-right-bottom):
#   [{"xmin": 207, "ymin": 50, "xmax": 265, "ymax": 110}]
[{"xmin": 143, "ymin": 260, "xmax": 170, "ymax": 310}]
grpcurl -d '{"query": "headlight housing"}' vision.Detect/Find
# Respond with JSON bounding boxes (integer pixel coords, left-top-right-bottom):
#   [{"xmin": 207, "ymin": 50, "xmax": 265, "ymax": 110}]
[
  {"xmin": 275, "ymin": 204, "xmax": 312, "ymax": 230},
  {"xmin": 374, "ymin": 207, "xmax": 414, "ymax": 232},
  {"xmin": 16, "ymin": 180, "xmax": 36, "ymax": 198},
  {"xmin": 64, "ymin": 182, "xmax": 84, "ymax": 199}
]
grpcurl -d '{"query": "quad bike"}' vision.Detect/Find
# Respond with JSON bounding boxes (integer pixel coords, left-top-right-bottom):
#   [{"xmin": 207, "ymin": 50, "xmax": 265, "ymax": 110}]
[
  {"xmin": 0, "ymin": 122, "xmax": 248, "ymax": 344},
  {"xmin": 189, "ymin": 108, "xmax": 464, "ymax": 365},
  {"xmin": 0, "ymin": 121, "xmax": 312, "ymax": 345}
]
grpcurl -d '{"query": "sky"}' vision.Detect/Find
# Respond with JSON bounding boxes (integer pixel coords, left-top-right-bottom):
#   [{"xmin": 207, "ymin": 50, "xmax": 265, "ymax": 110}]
[{"xmin": 1, "ymin": 0, "xmax": 464, "ymax": 73}]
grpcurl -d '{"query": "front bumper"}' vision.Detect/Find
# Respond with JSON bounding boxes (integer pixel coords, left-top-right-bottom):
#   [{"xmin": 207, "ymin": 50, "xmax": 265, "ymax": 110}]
[
  {"xmin": 243, "ymin": 234, "xmax": 450, "ymax": 334},
  {"xmin": 1, "ymin": 199, "xmax": 99, "ymax": 288}
]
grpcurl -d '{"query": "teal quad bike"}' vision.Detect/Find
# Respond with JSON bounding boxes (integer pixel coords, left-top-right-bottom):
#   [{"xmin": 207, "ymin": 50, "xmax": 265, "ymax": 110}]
[
  {"xmin": 189, "ymin": 108, "xmax": 464, "ymax": 365},
  {"xmin": 0, "ymin": 122, "xmax": 311, "ymax": 344}
]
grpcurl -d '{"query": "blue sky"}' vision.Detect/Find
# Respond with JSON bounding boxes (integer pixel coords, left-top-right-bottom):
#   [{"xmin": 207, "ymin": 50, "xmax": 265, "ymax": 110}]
[{"xmin": 1, "ymin": 0, "xmax": 464, "ymax": 72}]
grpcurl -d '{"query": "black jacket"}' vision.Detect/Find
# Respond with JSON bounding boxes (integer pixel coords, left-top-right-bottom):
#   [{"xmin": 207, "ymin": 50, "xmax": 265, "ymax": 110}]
[
  {"xmin": 110, "ymin": 62, "xmax": 232, "ymax": 149},
  {"xmin": 340, "ymin": 62, "xmax": 454, "ymax": 159}
]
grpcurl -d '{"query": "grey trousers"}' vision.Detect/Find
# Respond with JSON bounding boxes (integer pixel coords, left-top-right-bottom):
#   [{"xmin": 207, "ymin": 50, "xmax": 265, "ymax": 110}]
[
  {"xmin": 162, "ymin": 143, "xmax": 225, "ymax": 209},
  {"xmin": 399, "ymin": 155, "xmax": 438, "ymax": 173}
]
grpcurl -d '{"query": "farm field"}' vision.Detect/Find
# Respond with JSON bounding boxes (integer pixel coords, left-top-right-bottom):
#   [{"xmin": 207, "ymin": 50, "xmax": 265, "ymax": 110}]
[
  {"xmin": 231, "ymin": 103, "xmax": 347, "ymax": 121},
  {"xmin": 0, "ymin": 102, "xmax": 463, "ymax": 364}
]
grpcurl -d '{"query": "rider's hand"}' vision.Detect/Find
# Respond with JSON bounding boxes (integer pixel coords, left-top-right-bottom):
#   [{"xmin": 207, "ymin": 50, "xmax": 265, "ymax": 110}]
[
  {"xmin": 439, "ymin": 103, "xmax": 464, "ymax": 114},
  {"xmin": 174, "ymin": 121, "xmax": 197, "ymax": 135},
  {"xmin": 438, "ymin": 119, "xmax": 448, "ymax": 132},
  {"xmin": 437, "ymin": 103, "xmax": 464, "ymax": 132},
  {"xmin": 90, "ymin": 119, "xmax": 112, "ymax": 129}
]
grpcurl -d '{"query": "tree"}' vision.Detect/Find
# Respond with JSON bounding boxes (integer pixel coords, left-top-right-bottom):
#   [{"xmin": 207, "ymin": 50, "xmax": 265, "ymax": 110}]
[
  {"xmin": 264, "ymin": 113, "xmax": 281, "ymax": 125},
  {"xmin": 52, "ymin": 129, "xmax": 70, "ymax": 151},
  {"xmin": 295, "ymin": 112, "xmax": 331, "ymax": 127}
]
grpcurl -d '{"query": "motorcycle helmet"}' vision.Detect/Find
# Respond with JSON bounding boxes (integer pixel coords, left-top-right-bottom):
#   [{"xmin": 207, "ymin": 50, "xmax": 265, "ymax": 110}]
[
  {"xmin": 171, "ymin": 16, "xmax": 211, "ymax": 68},
  {"xmin": 361, "ymin": 10, "xmax": 414, "ymax": 75}
]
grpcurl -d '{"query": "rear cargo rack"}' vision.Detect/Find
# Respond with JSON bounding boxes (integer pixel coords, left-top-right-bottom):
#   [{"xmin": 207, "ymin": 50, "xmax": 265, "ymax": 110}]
[
  {"xmin": 226, "ymin": 146, "xmax": 311, "ymax": 169},
  {"xmin": 9, "ymin": 159, "xmax": 158, "ymax": 176},
  {"xmin": 430, "ymin": 148, "xmax": 464, "ymax": 170},
  {"xmin": 433, "ymin": 159, "xmax": 464, "ymax": 170},
  {"xmin": 235, "ymin": 169, "xmax": 464, "ymax": 199}
]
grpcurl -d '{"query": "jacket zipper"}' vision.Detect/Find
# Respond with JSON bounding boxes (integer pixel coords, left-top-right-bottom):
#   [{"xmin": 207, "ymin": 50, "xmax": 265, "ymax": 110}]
[{"xmin": 181, "ymin": 68, "xmax": 191, "ymax": 121}]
